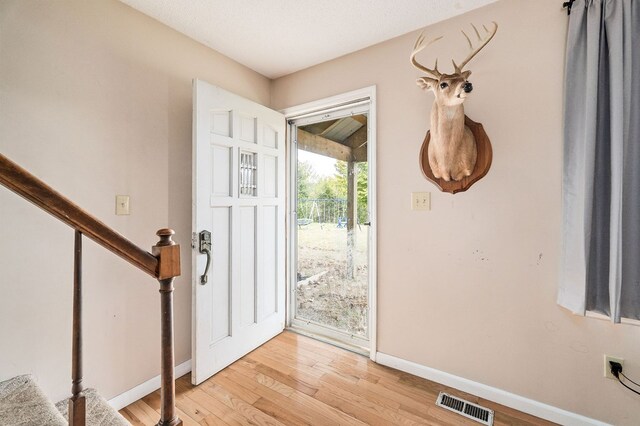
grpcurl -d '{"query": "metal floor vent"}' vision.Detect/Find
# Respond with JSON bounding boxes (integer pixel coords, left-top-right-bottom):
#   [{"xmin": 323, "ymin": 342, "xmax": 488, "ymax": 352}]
[{"xmin": 436, "ymin": 392, "xmax": 494, "ymax": 425}]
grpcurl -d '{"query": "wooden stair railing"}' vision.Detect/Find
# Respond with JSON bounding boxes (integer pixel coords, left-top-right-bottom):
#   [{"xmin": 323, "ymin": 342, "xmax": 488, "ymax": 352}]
[{"xmin": 0, "ymin": 153, "xmax": 182, "ymax": 426}]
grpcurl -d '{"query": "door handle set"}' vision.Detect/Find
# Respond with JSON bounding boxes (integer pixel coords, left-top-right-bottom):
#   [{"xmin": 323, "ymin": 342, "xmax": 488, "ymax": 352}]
[{"xmin": 198, "ymin": 230, "xmax": 212, "ymax": 285}]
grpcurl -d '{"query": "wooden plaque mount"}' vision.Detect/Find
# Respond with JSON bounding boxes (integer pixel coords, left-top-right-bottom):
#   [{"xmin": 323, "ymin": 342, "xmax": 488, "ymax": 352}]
[{"xmin": 419, "ymin": 115, "xmax": 492, "ymax": 194}]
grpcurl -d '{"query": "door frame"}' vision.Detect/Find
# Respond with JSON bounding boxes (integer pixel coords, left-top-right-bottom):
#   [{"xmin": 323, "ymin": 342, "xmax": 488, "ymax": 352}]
[{"xmin": 280, "ymin": 86, "xmax": 377, "ymax": 361}]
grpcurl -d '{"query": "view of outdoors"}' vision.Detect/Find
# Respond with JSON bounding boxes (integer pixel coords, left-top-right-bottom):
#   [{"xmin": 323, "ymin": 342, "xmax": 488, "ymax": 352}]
[{"xmin": 295, "ymin": 150, "xmax": 369, "ymax": 337}]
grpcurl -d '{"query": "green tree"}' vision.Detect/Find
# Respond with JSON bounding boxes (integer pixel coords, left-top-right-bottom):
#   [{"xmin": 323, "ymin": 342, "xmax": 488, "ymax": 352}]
[
  {"xmin": 313, "ymin": 165, "xmax": 346, "ymax": 199},
  {"xmin": 297, "ymin": 160, "xmax": 316, "ymax": 199},
  {"xmin": 356, "ymin": 162, "xmax": 368, "ymax": 223},
  {"xmin": 327, "ymin": 160, "xmax": 368, "ymax": 223},
  {"xmin": 298, "ymin": 159, "xmax": 368, "ymax": 223}
]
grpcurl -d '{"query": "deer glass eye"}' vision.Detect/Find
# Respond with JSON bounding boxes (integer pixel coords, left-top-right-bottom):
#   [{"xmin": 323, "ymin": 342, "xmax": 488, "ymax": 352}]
[{"xmin": 439, "ymin": 82, "xmax": 449, "ymax": 89}]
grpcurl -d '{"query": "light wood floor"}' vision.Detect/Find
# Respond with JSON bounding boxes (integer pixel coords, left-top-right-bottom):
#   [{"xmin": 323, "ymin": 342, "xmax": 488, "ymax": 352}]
[{"xmin": 121, "ymin": 331, "xmax": 555, "ymax": 425}]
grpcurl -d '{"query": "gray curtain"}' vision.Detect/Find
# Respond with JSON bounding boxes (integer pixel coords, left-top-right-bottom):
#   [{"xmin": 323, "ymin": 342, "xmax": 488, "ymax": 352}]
[{"xmin": 560, "ymin": 0, "xmax": 640, "ymax": 322}]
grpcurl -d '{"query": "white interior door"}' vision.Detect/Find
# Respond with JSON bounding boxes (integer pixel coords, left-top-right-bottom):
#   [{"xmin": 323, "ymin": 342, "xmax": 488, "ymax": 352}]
[{"xmin": 192, "ymin": 80, "xmax": 285, "ymax": 385}]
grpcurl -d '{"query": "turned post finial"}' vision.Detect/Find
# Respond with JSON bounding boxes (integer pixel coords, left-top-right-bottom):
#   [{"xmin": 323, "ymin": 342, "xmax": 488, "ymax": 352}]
[
  {"xmin": 152, "ymin": 228, "xmax": 181, "ymax": 280},
  {"xmin": 156, "ymin": 228, "xmax": 176, "ymax": 247}
]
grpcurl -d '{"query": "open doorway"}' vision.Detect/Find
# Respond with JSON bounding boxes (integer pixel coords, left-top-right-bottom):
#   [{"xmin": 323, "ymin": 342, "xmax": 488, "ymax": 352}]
[{"xmin": 285, "ymin": 88, "xmax": 376, "ymax": 356}]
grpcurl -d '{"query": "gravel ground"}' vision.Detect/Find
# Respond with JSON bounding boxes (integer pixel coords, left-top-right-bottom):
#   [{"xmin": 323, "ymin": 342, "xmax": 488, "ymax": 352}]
[{"xmin": 295, "ymin": 223, "xmax": 369, "ymax": 336}]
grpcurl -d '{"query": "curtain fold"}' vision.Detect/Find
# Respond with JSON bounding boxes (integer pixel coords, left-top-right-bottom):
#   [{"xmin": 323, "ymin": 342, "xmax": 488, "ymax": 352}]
[{"xmin": 560, "ymin": 0, "xmax": 640, "ymax": 322}]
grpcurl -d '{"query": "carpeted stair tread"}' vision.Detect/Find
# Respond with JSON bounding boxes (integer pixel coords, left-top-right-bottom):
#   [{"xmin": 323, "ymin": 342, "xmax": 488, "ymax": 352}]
[
  {"xmin": 56, "ymin": 388, "xmax": 130, "ymax": 426},
  {"xmin": 0, "ymin": 375, "xmax": 67, "ymax": 426}
]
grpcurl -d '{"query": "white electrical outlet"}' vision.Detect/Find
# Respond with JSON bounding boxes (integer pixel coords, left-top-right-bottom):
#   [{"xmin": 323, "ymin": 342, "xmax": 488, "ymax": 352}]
[
  {"xmin": 604, "ymin": 354, "xmax": 624, "ymax": 379},
  {"xmin": 116, "ymin": 195, "xmax": 130, "ymax": 215},
  {"xmin": 411, "ymin": 192, "xmax": 431, "ymax": 211}
]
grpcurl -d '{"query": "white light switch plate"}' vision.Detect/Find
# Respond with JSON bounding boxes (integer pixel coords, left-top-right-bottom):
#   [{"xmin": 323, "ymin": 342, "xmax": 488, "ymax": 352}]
[
  {"xmin": 411, "ymin": 192, "xmax": 431, "ymax": 211},
  {"xmin": 116, "ymin": 195, "xmax": 130, "ymax": 215}
]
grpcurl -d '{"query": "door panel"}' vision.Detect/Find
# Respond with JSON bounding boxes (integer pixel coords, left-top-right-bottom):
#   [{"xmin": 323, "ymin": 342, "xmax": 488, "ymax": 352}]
[
  {"xmin": 210, "ymin": 207, "xmax": 231, "ymax": 344},
  {"xmin": 192, "ymin": 80, "xmax": 285, "ymax": 385},
  {"xmin": 262, "ymin": 206, "xmax": 278, "ymax": 319},
  {"xmin": 239, "ymin": 205, "xmax": 256, "ymax": 327},
  {"xmin": 211, "ymin": 145, "xmax": 232, "ymax": 197}
]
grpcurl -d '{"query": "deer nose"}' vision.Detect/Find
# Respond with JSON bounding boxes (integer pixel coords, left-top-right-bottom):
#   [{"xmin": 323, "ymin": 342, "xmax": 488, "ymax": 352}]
[{"xmin": 463, "ymin": 82, "xmax": 473, "ymax": 93}]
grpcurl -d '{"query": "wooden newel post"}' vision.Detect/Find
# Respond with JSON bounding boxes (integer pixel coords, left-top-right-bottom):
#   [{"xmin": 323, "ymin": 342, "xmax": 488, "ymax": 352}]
[{"xmin": 152, "ymin": 228, "xmax": 182, "ymax": 426}]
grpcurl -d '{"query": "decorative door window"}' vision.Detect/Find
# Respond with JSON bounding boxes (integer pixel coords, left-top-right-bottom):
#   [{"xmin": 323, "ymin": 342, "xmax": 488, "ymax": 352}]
[{"xmin": 240, "ymin": 151, "xmax": 257, "ymax": 196}]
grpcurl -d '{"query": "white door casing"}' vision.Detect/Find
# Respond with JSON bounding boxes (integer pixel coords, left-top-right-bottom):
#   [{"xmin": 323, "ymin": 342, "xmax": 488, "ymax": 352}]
[
  {"xmin": 282, "ymin": 86, "xmax": 377, "ymax": 360},
  {"xmin": 192, "ymin": 80, "xmax": 286, "ymax": 385}
]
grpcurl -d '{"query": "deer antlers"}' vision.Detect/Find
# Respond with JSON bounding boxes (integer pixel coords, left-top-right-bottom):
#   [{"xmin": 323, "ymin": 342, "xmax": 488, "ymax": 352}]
[
  {"xmin": 410, "ymin": 22, "xmax": 498, "ymax": 76},
  {"xmin": 453, "ymin": 22, "xmax": 498, "ymax": 73},
  {"xmin": 410, "ymin": 33, "xmax": 444, "ymax": 78}
]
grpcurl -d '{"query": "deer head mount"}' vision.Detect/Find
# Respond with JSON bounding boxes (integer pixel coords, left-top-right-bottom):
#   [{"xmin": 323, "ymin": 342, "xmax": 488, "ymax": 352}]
[{"xmin": 411, "ymin": 22, "xmax": 497, "ymax": 183}]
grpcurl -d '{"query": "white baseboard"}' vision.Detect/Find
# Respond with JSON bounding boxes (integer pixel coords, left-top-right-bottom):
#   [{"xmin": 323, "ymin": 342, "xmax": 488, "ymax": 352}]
[
  {"xmin": 108, "ymin": 359, "xmax": 192, "ymax": 411},
  {"xmin": 376, "ymin": 352, "xmax": 610, "ymax": 426}
]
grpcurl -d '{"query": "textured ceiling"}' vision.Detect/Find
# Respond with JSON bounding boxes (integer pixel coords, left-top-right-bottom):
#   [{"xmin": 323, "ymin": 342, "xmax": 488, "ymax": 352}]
[{"xmin": 119, "ymin": 0, "xmax": 498, "ymax": 79}]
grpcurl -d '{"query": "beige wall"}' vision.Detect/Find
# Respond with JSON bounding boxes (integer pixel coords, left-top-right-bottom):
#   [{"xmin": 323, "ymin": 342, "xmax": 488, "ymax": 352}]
[
  {"xmin": 0, "ymin": 0, "xmax": 270, "ymax": 402},
  {"xmin": 2, "ymin": 0, "xmax": 639, "ymax": 423},
  {"xmin": 273, "ymin": 0, "xmax": 639, "ymax": 424}
]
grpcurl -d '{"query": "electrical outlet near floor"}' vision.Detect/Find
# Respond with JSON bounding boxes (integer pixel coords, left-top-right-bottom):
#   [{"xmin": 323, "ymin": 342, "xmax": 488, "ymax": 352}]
[{"xmin": 604, "ymin": 355, "xmax": 624, "ymax": 379}]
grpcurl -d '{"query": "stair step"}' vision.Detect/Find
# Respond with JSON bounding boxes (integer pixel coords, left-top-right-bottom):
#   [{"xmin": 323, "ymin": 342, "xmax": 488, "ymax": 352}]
[
  {"xmin": 0, "ymin": 375, "xmax": 67, "ymax": 426},
  {"xmin": 56, "ymin": 388, "xmax": 129, "ymax": 426},
  {"xmin": 0, "ymin": 375, "xmax": 130, "ymax": 426}
]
